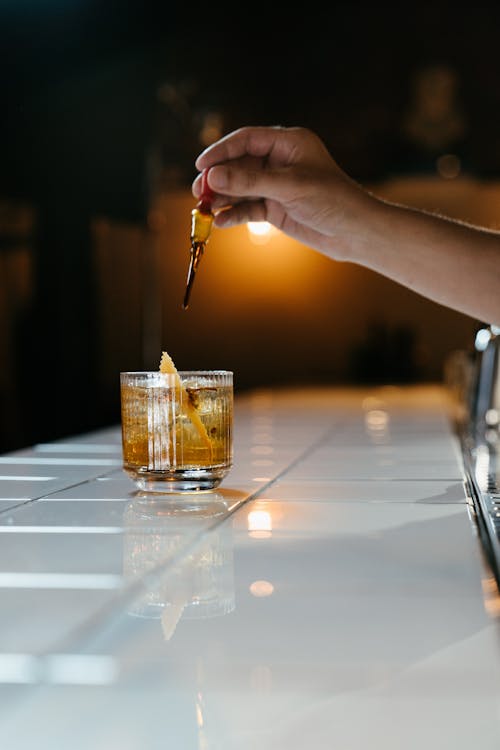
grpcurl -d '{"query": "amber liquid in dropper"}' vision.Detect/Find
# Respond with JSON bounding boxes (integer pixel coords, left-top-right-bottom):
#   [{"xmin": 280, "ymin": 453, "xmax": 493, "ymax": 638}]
[{"xmin": 182, "ymin": 171, "xmax": 214, "ymax": 309}]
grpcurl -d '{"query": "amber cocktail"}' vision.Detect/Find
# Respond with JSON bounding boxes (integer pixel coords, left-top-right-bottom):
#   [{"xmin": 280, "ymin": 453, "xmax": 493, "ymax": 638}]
[{"xmin": 120, "ymin": 371, "xmax": 233, "ymax": 492}]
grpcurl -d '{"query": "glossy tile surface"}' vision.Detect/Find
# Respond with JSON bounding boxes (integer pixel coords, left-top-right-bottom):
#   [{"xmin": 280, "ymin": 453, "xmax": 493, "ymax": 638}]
[{"xmin": 0, "ymin": 385, "xmax": 499, "ymax": 749}]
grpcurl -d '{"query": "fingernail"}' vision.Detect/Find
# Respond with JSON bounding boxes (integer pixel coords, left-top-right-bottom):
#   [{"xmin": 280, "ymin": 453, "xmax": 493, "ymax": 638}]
[{"xmin": 208, "ymin": 166, "xmax": 227, "ymax": 190}]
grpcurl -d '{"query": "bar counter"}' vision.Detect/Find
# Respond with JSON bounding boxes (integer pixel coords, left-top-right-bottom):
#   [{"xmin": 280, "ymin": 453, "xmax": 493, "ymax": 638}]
[{"xmin": 0, "ymin": 384, "xmax": 499, "ymax": 749}]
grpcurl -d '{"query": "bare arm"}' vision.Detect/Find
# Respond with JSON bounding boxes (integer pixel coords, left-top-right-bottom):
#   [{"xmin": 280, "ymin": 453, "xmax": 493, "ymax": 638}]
[
  {"xmin": 194, "ymin": 125, "xmax": 500, "ymax": 325},
  {"xmin": 352, "ymin": 196, "xmax": 500, "ymax": 324}
]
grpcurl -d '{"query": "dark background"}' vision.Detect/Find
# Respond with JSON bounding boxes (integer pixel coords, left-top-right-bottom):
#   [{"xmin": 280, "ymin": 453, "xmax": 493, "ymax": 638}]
[{"xmin": 1, "ymin": 1, "xmax": 499, "ymax": 452}]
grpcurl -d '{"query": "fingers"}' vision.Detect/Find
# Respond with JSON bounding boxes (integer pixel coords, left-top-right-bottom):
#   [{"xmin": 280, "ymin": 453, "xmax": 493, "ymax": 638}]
[
  {"xmin": 192, "ymin": 154, "xmax": 265, "ymax": 206},
  {"xmin": 205, "ymin": 161, "xmax": 300, "ymax": 205},
  {"xmin": 195, "ymin": 125, "xmax": 291, "ymax": 170},
  {"xmin": 195, "ymin": 125, "xmax": 325, "ymax": 175},
  {"xmin": 193, "ymin": 125, "xmax": 332, "ymax": 205},
  {"xmin": 193, "ymin": 162, "xmax": 291, "ymax": 205}
]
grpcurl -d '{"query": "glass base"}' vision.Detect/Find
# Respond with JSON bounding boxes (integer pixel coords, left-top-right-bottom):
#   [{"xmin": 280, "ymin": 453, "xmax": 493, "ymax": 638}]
[
  {"xmin": 128, "ymin": 596, "xmax": 236, "ymax": 620},
  {"xmin": 125, "ymin": 466, "xmax": 229, "ymax": 494}
]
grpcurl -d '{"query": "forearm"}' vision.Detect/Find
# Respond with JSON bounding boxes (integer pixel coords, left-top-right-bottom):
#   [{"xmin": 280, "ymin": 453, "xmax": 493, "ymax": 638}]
[
  {"xmin": 344, "ymin": 195, "xmax": 500, "ymax": 325},
  {"xmin": 194, "ymin": 125, "xmax": 500, "ymax": 324}
]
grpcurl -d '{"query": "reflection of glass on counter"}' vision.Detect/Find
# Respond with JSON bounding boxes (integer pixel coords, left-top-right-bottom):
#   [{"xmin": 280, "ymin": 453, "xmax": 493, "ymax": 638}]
[{"xmin": 123, "ymin": 494, "xmax": 235, "ymax": 639}]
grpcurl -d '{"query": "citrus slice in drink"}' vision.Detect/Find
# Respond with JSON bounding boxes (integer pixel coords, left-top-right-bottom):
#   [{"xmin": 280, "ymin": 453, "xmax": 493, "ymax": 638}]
[{"xmin": 159, "ymin": 351, "xmax": 213, "ymax": 460}]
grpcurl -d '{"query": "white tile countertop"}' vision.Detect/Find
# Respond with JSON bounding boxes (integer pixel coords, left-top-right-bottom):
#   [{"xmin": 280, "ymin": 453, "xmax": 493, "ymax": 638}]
[{"xmin": 0, "ymin": 384, "xmax": 499, "ymax": 749}]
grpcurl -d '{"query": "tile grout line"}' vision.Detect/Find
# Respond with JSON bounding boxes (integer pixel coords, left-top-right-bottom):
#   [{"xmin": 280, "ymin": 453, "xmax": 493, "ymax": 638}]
[
  {"xmin": 2, "ymin": 423, "xmax": 340, "ymax": 675},
  {"xmin": 0, "ymin": 469, "xmax": 126, "ymax": 516}
]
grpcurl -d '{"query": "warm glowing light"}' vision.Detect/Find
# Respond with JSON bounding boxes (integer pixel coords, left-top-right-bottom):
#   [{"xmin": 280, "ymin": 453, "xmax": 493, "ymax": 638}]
[
  {"xmin": 195, "ymin": 700, "xmax": 204, "ymax": 728},
  {"xmin": 365, "ymin": 410, "xmax": 389, "ymax": 431},
  {"xmin": 247, "ymin": 221, "xmax": 272, "ymax": 236},
  {"xmin": 249, "ymin": 580, "xmax": 274, "ymax": 597},
  {"xmin": 247, "ymin": 510, "xmax": 272, "ymax": 538},
  {"xmin": 247, "ymin": 221, "xmax": 275, "ymax": 245}
]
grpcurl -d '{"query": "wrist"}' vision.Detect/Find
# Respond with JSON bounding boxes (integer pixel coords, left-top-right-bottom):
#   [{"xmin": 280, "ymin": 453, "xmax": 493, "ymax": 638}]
[{"xmin": 328, "ymin": 182, "xmax": 384, "ymax": 265}]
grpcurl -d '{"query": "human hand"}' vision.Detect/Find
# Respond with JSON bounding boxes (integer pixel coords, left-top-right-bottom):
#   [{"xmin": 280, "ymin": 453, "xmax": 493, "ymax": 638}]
[{"xmin": 193, "ymin": 125, "xmax": 372, "ymax": 259}]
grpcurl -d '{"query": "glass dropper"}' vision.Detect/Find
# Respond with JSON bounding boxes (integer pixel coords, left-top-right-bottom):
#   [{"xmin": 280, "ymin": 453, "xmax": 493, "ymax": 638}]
[{"xmin": 182, "ymin": 169, "xmax": 215, "ymax": 310}]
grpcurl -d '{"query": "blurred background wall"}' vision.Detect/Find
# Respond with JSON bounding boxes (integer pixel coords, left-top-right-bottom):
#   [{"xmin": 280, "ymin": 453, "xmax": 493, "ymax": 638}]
[{"xmin": 0, "ymin": 1, "xmax": 499, "ymax": 451}]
